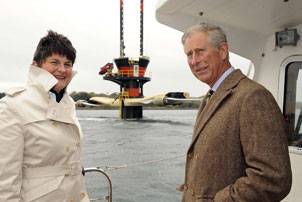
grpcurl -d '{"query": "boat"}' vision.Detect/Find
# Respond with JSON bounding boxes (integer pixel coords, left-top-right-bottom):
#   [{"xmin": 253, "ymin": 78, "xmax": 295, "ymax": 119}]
[{"xmin": 156, "ymin": 0, "xmax": 302, "ymax": 201}]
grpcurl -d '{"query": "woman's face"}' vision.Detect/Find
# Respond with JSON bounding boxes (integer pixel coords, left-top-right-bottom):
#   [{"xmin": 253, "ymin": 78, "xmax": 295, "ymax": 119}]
[{"xmin": 38, "ymin": 53, "xmax": 73, "ymax": 93}]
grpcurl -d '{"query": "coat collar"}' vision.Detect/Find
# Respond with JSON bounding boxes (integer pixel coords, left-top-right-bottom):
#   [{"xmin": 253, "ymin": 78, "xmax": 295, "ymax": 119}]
[
  {"xmin": 188, "ymin": 69, "xmax": 246, "ymax": 152},
  {"xmin": 27, "ymin": 65, "xmax": 77, "ymax": 92},
  {"xmin": 24, "ymin": 66, "xmax": 78, "ymax": 126},
  {"xmin": 27, "ymin": 65, "xmax": 58, "ymax": 92}
]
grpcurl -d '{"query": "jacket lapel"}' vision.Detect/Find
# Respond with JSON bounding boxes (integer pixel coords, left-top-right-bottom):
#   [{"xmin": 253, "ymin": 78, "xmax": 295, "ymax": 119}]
[
  {"xmin": 189, "ymin": 89, "xmax": 233, "ymax": 150},
  {"xmin": 194, "ymin": 93, "xmax": 208, "ymax": 125},
  {"xmin": 188, "ymin": 69, "xmax": 246, "ymax": 152}
]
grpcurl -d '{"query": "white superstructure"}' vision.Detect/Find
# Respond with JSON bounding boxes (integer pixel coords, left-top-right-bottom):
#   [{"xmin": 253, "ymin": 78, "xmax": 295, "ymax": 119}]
[{"xmin": 156, "ymin": 0, "xmax": 302, "ymax": 201}]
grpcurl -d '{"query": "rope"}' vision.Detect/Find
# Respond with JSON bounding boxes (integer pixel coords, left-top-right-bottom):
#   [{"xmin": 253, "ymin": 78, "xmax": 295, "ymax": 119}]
[
  {"xmin": 90, "ymin": 198, "xmax": 104, "ymax": 201},
  {"xmin": 98, "ymin": 154, "xmax": 185, "ymax": 172}
]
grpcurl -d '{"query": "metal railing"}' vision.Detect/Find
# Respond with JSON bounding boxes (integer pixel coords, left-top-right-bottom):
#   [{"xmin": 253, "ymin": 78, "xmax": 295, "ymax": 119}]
[
  {"xmin": 84, "ymin": 167, "xmax": 112, "ymax": 202},
  {"xmin": 118, "ymin": 69, "xmax": 146, "ymax": 77}
]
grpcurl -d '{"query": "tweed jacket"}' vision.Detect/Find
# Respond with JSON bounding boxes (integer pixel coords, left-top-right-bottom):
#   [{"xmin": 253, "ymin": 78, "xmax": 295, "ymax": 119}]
[
  {"xmin": 182, "ymin": 70, "xmax": 292, "ymax": 202},
  {"xmin": 0, "ymin": 66, "xmax": 89, "ymax": 202}
]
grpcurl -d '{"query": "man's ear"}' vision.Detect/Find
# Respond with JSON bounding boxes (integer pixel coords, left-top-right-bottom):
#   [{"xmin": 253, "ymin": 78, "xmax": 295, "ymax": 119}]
[{"xmin": 219, "ymin": 42, "xmax": 229, "ymax": 60}]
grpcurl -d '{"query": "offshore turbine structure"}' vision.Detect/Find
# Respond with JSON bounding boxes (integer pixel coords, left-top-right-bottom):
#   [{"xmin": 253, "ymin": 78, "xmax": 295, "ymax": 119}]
[{"xmin": 99, "ymin": 0, "xmax": 151, "ymax": 119}]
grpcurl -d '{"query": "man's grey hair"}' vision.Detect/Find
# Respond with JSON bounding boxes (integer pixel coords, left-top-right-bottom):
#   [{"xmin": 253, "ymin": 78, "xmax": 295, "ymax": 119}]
[{"xmin": 181, "ymin": 23, "xmax": 227, "ymax": 48}]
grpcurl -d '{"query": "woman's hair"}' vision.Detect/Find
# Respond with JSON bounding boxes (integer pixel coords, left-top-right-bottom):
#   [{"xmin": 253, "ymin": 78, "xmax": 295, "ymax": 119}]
[
  {"xmin": 33, "ymin": 30, "xmax": 76, "ymax": 66},
  {"xmin": 181, "ymin": 23, "xmax": 227, "ymax": 49}
]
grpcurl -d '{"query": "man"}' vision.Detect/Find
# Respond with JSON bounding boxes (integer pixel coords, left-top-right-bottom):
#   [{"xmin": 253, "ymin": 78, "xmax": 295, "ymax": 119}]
[
  {"xmin": 0, "ymin": 31, "xmax": 89, "ymax": 201},
  {"xmin": 180, "ymin": 23, "xmax": 292, "ymax": 201}
]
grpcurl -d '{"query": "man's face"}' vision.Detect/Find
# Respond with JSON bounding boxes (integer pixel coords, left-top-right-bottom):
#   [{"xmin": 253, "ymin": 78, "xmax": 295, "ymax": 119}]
[
  {"xmin": 39, "ymin": 53, "xmax": 73, "ymax": 92},
  {"xmin": 183, "ymin": 31, "xmax": 228, "ymax": 87}
]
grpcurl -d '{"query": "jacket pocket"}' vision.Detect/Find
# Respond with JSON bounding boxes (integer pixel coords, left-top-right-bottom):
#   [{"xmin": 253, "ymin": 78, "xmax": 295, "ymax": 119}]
[{"xmin": 22, "ymin": 175, "xmax": 64, "ymax": 202}]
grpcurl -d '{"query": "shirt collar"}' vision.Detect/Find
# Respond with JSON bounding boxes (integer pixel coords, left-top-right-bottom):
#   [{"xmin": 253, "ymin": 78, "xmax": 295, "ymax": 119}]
[{"xmin": 211, "ymin": 67, "xmax": 235, "ymax": 92}]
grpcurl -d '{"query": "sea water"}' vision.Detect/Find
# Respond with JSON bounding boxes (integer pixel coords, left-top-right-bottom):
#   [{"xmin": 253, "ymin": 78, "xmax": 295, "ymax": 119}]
[{"xmin": 77, "ymin": 109, "xmax": 197, "ymax": 202}]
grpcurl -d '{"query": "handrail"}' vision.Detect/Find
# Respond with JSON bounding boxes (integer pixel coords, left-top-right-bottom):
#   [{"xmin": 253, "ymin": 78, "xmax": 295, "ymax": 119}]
[
  {"xmin": 84, "ymin": 167, "xmax": 112, "ymax": 202},
  {"xmin": 118, "ymin": 69, "xmax": 146, "ymax": 77}
]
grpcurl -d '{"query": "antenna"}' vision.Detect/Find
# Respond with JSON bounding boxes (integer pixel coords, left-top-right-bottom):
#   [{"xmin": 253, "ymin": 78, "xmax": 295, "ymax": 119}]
[
  {"xmin": 120, "ymin": 0, "xmax": 125, "ymax": 57},
  {"xmin": 140, "ymin": 0, "xmax": 144, "ymax": 56}
]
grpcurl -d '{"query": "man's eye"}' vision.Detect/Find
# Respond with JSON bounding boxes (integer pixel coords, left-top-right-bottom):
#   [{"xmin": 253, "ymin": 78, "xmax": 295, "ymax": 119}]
[
  {"xmin": 197, "ymin": 50, "xmax": 201, "ymax": 53},
  {"xmin": 51, "ymin": 61, "xmax": 58, "ymax": 65},
  {"xmin": 197, "ymin": 49, "xmax": 205, "ymax": 53}
]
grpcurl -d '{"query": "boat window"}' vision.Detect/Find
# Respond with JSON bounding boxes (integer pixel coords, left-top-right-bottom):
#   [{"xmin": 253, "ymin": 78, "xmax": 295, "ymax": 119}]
[{"xmin": 284, "ymin": 62, "xmax": 302, "ymax": 147}]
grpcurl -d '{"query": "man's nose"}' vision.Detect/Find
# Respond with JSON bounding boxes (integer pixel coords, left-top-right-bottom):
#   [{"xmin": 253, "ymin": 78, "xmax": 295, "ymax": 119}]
[{"xmin": 191, "ymin": 53, "xmax": 200, "ymax": 65}]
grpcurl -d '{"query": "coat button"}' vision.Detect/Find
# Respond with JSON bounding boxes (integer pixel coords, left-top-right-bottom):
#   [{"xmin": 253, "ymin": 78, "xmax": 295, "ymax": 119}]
[
  {"xmin": 183, "ymin": 184, "xmax": 188, "ymax": 191},
  {"xmin": 190, "ymin": 188, "xmax": 195, "ymax": 196},
  {"xmin": 65, "ymin": 167, "xmax": 72, "ymax": 176},
  {"xmin": 80, "ymin": 192, "xmax": 86, "ymax": 199},
  {"xmin": 51, "ymin": 109, "xmax": 56, "ymax": 116},
  {"xmin": 188, "ymin": 153, "xmax": 192, "ymax": 159}
]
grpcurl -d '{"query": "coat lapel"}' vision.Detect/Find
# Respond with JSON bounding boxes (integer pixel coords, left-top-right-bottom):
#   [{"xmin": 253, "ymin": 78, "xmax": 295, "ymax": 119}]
[
  {"xmin": 188, "ymin": 69, "xmax": 246, "ymax": 152},
  {"xmin": 46, "ymin": 94, "xmax": 76, "ymax": 125}
]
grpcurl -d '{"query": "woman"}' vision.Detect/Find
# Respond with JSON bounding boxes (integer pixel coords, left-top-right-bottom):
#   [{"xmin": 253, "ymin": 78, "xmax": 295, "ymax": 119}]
[{"xmin": 0, "ymin": 31, "xmax": 90, "ymax": 201}]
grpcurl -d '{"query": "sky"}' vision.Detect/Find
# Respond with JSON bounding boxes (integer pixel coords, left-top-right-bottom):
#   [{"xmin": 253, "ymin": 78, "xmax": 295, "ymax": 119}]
[{"xmin": 0, "ymin": 0, "xmax": 251, "ymax": 97}]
